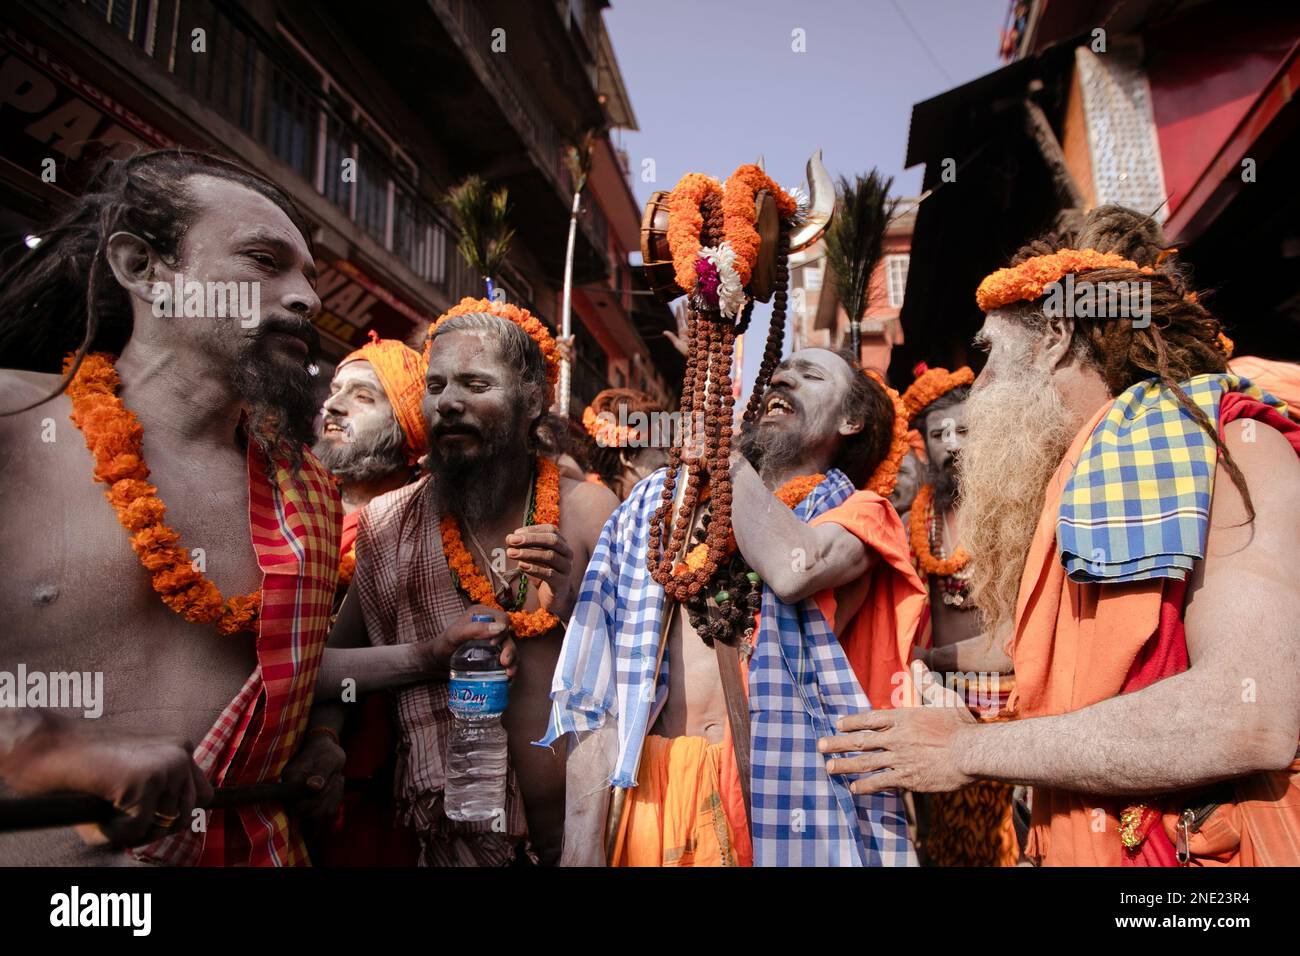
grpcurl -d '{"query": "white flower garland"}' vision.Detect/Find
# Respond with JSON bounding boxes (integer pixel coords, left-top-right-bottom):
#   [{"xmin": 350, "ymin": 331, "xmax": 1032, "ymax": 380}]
[{"xmin": 697, "ymin": 243, "xmax": 746, "ymax": 319}]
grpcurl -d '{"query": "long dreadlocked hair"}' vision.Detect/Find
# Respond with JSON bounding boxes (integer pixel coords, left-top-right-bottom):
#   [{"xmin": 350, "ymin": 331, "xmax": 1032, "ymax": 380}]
[
  {"xmin": 0, "ymin": 148, "xmax": 313, "ymax": 414},
  {"xmin": 1003, "ymin": 203, "xmax": 1252, "ymax": 520}
]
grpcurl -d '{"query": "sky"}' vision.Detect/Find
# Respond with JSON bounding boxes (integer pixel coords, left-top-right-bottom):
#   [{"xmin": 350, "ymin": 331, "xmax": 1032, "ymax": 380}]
[{"xmin": 603, "ymin": 0, "xmax": 1011, "ymax": 393}]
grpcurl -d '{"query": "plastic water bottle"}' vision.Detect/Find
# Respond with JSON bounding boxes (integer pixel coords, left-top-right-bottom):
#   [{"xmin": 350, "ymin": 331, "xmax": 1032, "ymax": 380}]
[{"xmin": 444, "ymin": 621, "xmax": 509, "ymax": 822}]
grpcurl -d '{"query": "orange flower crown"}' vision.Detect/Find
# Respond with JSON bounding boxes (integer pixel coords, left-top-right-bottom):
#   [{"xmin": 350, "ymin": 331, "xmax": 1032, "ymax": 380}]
[
  {"xmin": 582, "ymin": 406, "xmax": 641, "ymax": 448},
  {"xmin": 901, "ymin": 366, "xmax": 975, "ymax": 426},
  {"xmin": 864, "ymin": 371, "xmax": 910, "ymax": 498},
  {"xmin": 425, "ymin": 297, "xmax": 561, "ymax": 403},
  {"xmin": 975, "ymin": 249, "xmax": 1154, "ymax": 313}
]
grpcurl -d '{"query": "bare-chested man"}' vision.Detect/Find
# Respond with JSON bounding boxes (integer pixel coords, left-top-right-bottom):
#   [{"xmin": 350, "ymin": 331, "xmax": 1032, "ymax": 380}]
[
  {"xmin": 547, "ymin": 347, "xmax": 928, "ymax": 867},
  {"xmin": 316, "ymin": 301, "xmax": 618, "ymax": 865},
  {"xmin": 824, "ymin": 204, "xmax": 1300, "ymax": 866},
  {"xmin": 0, "ymin": 150, "xmax": 344, "ymax": 866}
]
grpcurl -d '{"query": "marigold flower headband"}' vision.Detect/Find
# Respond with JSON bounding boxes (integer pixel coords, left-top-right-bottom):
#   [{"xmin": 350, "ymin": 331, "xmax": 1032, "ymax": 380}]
[
  {"xmin": 975, "ymin": 248, "xmax": 1235, "ymax": 358},
  {"xmin": 425, "ymin": 297, "xmax": 561, "ymax": 403},
  {"xmin": 974, "ymin": 249, "xmax": 1154, "ymax": 313},
  {"xmin": 901, "ymin": 366, "xmax": 975, "ymax": 426}
]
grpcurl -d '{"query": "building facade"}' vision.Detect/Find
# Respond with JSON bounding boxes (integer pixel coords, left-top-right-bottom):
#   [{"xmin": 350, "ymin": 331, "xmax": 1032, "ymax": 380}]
[
  {"xmin": 792, "ymin": 200, "xmax": 915, "ymax": 382},
  {"xmin": 896, "ymin": 0, "xmax": 1300, "ymax": 381},
  {"xmin": 0, "ymin": 0, "xmax": 676, "ymax": 409}
]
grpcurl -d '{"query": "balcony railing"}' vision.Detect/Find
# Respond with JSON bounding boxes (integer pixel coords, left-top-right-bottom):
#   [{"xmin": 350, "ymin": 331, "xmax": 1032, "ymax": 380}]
[{"xmin": 77, "ymin": 0, "xmax": 524, "ymax": 311}]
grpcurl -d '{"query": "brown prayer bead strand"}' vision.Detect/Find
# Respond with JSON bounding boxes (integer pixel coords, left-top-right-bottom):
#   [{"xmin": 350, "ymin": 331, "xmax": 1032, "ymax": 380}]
[
  {"xmin": 649, "ymin": 308, "xmax": 700, "ymax": 574},
  {"xmin": 742, "ymin": 228, "xmax": 792, "ymax": 426},
  {"xmin": 653, "ymin": 304, "xmax": 711, "ymax": 589}
]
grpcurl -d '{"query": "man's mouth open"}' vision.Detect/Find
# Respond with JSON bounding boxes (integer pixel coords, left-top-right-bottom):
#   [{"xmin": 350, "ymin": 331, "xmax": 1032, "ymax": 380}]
[{"xmin": 763, "ymin": 393, "xmax": 798, "ymax": 421}]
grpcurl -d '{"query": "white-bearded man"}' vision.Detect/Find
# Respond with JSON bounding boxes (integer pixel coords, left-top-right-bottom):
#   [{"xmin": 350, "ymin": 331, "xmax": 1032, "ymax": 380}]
[{"xmin": 823, "ymin": 205, "xmax": 1300, "ymax": 866}]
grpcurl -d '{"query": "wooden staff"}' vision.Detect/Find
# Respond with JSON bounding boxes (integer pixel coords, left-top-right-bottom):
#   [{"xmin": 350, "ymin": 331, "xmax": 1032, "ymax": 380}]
[{"xmin": 0, "ymin": 781, "xmax": 310, "ymax": 834}]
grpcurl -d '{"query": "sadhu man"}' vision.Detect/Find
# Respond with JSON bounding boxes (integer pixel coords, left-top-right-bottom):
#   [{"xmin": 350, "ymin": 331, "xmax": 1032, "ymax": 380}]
[
  {"xmin": 823, "ymin": 205, "xmax": 1300, "ymax": 866},
  {"xmin": 901, "ymin": 365, "xmax": 1018, "ymax": 866},
  {"xmin": 0, "ymin": 150, "xmax": 344, "ymax": 865},
  {"xmin": 314, "ymin": 330, "xmax": 427, "ymax": 581},
  {"xmin": 577, "ymin": 387, "xmax": 669, "ymax": 499},
  {"xmin": 316, "ymin": 298, "xmax": 618, "ymax": 865},
  {"xmin": 546, "ymin": 347, "xmax": 928, "ymax": 866},
  {"xmin": 311, "ymin": 333, "xmax": 427, "ymax": 866}
]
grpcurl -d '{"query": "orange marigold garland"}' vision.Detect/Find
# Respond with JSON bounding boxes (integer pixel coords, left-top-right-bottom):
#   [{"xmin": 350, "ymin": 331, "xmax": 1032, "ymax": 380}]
[
  {"xmin": 721, "ymin": 164, "xmax": 799, "ymax": 287},
  {"xmin": 337, "ymin": 546, "xmax": 357, "ymax": 588},
  {"xmin": 863, "ymin": 371, "xmax": 909, "ymax": 498},
  {"xmin": 666, "ymin": 173, "xmax": 723, "ymax": 293},
  {"xmin": 65, "ymin": 352, "xmax": 261, "ymax": 636},
  {"xmin": 440, "ymin": 456, "xmax": 561, "ymax": 638},
  {"xmin": 975, "ymin": 249, "xmax": 1154, "ymax": 312},
  {"xmin": 902, "ymin": 366, "xmax": 975, "ymax": 425},
  {"xmin": 909, "ymin": 484, "xmax": 969, "ymax": 577},
  {"xmin": 582, "ymin": 406, "xmax": 640, "ymax": 448},
  {"xmin": 426, "ymin": 297, "xmax": 561, "ymax": 404}
]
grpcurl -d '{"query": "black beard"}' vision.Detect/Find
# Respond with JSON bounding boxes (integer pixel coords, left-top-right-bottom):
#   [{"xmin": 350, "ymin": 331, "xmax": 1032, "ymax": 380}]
[
  {"xmin": 927, "ymin": 457, "xmax": 960, "ymax": 511},
  {"xmin": 231, "ymin": 328, "xmax": 319, "ymax": 466},
  {"xmin": 737, "ymin": 416, "xmax": 805, "ymax": 478},
  {"xmin": 426, "ymin": 413, "xmax": 527, "ymax": 527},
  {"xmin": 312, "ymin": 415, "xmax": 407, "ymax": 484}
]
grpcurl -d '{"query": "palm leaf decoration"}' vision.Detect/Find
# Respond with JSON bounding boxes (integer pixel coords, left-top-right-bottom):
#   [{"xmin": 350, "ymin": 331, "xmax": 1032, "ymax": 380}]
[
  {"xmin": 445, "ymin": 174, "xmax": 515, "ymax": 285},
  {"xmin": 824, "ymin": 171, "xmax": 897, "ymax": 355}
]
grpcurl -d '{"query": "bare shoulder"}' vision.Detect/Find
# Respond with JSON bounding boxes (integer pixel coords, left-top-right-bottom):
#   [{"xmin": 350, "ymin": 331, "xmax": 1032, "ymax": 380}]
[
  {"xmin": 559, "ymin": 474, "xmax": 619, "ymax": 549},
  {"xmin": 1203, "ymin": 418, "xmax": 1300, "ymax": 563},
  {"xmin": 0, "ymin": 368, "xmax": 67, "ymax": 437}
]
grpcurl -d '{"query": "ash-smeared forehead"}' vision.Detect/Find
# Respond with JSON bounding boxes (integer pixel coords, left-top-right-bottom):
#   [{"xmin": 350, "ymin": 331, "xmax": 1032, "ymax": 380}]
[{"xmin": 776, "ymin": 347, "xmax": 854, "ymax": 381}]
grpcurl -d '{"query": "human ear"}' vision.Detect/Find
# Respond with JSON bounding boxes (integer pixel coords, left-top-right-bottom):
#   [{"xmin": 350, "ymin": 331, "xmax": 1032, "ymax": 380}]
[
  {"xmin": 105, "ymin": 231, "xmax": 169, "ymax": 307},
  {"xmin": 1042, "ymin": 314, "xmax": 1076, "ymax": 371},
  {"xmin": 838, "ymin": 412, "xmax": 866, "ymax": 438}
]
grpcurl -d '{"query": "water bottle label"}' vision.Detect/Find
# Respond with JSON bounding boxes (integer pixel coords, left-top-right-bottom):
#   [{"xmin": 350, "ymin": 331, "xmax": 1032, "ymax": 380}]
[{"xmin": 448, "ymin": 672, "xmax": 508, "ymax": 717}]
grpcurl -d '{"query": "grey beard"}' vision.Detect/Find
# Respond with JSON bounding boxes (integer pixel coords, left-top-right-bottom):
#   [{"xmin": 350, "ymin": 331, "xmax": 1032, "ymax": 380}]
[
  {"xmin": 737, "ymin": 419, "xmax": 806, "ymax": 479},
  {"xmin": 312, "ymin": 415, "xmax": 407, "ymax": 483},
  {"xmin": 958, "ymin": 360, "xmax": 1076, "ymax": 637}
]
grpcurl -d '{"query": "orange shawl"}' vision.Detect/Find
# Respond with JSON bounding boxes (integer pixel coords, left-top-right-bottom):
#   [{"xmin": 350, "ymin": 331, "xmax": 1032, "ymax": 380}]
[{"xmin": 1013, "ymin": 402, "xmax": 1300, "ymax": 866}]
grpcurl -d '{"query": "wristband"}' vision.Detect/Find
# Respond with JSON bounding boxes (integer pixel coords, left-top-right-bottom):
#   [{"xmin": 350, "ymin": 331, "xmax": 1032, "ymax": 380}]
[{"xmin": 306, "ymin": 725, "xmax": 340, "ymax": 747}]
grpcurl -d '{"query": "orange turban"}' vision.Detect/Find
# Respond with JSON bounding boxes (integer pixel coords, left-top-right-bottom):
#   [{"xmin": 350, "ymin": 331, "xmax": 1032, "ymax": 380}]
[{"xmin": 338, "ymin": 330, "xmax": 428, "ymax": 465}]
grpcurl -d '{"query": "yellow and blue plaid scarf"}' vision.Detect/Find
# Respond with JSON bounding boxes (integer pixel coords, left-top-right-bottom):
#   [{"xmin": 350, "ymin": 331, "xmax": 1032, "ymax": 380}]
[{"xmin": 1058, "ymin": 374, "xmax": 1287, "ymax": 583}]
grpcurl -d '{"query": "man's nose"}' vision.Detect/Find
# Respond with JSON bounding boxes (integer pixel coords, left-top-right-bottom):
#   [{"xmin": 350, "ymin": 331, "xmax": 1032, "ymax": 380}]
[
  {"xmin": 435, "ymin": 387, "xmax": 464, "ymax": 416},
  {"xmin": 769, "ymin": 368, "xmax": 796, "ymax": 391},
  {"xmin": 322, "ymin": 391, "xmax": 346, "ymax": 416},
  {"xmin": 283, "ymin": 278, "xmax": 321, "ymax": 320}
]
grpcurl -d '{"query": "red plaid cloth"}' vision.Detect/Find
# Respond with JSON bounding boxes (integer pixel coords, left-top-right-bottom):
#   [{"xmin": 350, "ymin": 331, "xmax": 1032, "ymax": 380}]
[
  {"xmin": 353, "ymin": 476, "xmax": 529, "ymax": 866},
  {"xmin": 135, "ymin": 443, "xmax": 341, "ymax": 866}
]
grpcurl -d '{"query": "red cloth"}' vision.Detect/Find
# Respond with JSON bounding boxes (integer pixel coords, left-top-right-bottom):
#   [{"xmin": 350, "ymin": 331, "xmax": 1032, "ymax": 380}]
[{"xmin": 341, "ymin": 509, "xmax": 360, "ymax": 558}]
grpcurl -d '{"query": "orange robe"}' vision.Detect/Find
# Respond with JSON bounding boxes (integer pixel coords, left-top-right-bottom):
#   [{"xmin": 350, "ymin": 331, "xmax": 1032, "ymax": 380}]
[{"xmin": 1013, "ymin": 400, "xmax": 1300, "ymax": 866}]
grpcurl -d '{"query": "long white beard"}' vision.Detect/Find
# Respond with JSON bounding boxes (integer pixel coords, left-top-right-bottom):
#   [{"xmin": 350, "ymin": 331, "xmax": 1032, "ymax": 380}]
[{"xmin": 958, "ymin": 358, "xmax": 1077, "ymax": 639}]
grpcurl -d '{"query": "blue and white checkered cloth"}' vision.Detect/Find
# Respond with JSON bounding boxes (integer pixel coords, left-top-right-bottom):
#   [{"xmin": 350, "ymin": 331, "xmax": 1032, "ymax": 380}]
[
  {"xmin": 538, "ymin": 467, "xmax": 915, "ymax": 867},
  {"xmin": 1058, "ymin": 374, "xmax": 1287, "ymax": 583}
]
